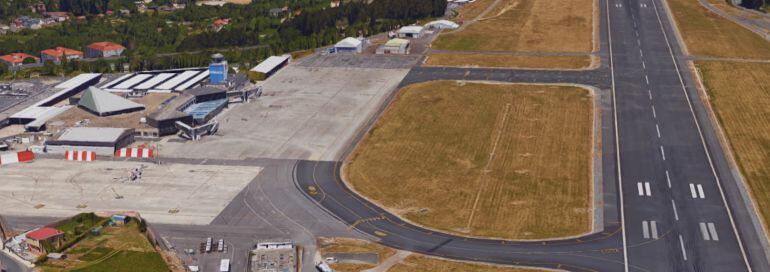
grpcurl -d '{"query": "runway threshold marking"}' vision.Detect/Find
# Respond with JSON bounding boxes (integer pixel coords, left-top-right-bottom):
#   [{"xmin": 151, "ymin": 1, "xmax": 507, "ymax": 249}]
[
  {"xmin": 641, "ymin": 220, "xmax": 658, "ymax": 239},
  {"xmin": 689, "ymin": 183, "xmax": 705, "ymax": 199},
  {"xmin": 637, "ymin": 182, "xmax": 652, "ymax": 196},
  {"xmin": 700, "ymin": 222, "xmax": 719, "ymax": 241}
]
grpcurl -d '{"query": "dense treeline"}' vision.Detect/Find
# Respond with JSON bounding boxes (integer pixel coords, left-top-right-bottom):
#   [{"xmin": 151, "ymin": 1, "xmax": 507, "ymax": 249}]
[{"xmin": 0, "ymin": 0, "xmax": 446, "ymax": 78}]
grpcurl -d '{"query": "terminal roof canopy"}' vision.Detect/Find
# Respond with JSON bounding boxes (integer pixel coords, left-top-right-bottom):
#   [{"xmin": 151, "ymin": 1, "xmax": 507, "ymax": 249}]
[{"xmin": 78, "ymin": 86, "xmax": 145, "ymax": 116}]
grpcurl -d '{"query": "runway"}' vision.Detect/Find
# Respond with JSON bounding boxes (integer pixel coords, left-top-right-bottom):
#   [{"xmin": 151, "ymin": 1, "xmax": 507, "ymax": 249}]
[{"xmin": 293, "ymin": 0, "xmax": 770, "ymax": 270}]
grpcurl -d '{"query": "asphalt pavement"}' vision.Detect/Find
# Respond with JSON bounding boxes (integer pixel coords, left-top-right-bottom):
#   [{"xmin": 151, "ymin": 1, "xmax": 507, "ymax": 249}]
[{"xmin": 293, "ymin": 0, "xmax": 770, "ymax": 271}]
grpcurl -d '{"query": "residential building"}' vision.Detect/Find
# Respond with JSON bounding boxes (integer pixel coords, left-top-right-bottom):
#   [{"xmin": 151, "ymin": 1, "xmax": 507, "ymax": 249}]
[
  {"xmin": 85, "ymin": 42, "xmax": 126, "ymax": 58},
  {"xmin": 41, "ymin": 47, "xmax": 84, "ymax": 64},
  {"xmin": 26, "ymin": 227, "xmax": 65, "ymax": 255},
  {"xmin": 0, "ymin": 53, "xmax": 39, "ymax": 68},
  {"xmin": 212, "ymin": 18, "xmax": 230, "ymax": 32}
]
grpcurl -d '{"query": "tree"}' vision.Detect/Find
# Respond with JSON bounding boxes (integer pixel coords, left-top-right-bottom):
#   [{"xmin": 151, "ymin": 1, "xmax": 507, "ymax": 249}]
[{"xmin": 22, "ymin": 57, "xmax": 38, "ymax": 64}]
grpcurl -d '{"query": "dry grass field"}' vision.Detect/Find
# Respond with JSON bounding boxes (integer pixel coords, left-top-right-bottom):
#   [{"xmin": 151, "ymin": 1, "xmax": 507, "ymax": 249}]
[
  {"xmin": 696, "ymin": 61, "xmax": 770, "ymax": 234},
  {"xmin": 454, "ymin": 0, "xmax": 499, "ymax": 21},
  {"xmin": 426, "ymin": 53, "xmax": 593, "ymax": 69},
  {"xmin": 388, "ymin": 255, "xmax": 547, "ymax": 272},
  {"xmin": 317, "ymin": 237, "xmax": 396, "ymax": 272},
  {"xmin": 346, "ymin": 81, "xmax": 594, "ymax": 240},
  {"xmin": 667, "ymin": 0, "xmax": 770, "ymax": 58},
  {"xmin": 434, "ymin": 0, "xmax": 593, "ymax": 53}
]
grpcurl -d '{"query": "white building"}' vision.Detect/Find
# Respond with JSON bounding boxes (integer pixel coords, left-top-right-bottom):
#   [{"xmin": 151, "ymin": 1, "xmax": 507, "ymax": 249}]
[
  {"xmin": 250, "ymin": 55, "xmax": 291, "ymax": 78},
  {"xmin": 333, "ymin": 37, "xmax": 364, "ymax": 53},
  {"xmin": 45, "ymin": 127, "xmax": 134, "ymax": 156},
  {"xmin": 425, "ymin": 20, "xmax": 459, "ymax": 30},
  {"xmin": 376, "ymin": 38, "xmax": 410, "ymax": 55},
  {"xmin": 397, "ymin": 25, "xmax": 425, "ymax": 38}
]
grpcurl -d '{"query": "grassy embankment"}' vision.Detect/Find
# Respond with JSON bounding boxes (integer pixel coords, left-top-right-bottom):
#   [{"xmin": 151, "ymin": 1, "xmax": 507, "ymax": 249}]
[
  {"xmin": 318, "ymin": 237, "xmax": 397, "ymax": 272},
  {"xmin": 347, "ymin": 81, "xmax": 594, "ymax": 240},
  {"xmin": 389, "ymin": 255, "xmax": 549, "ymax": 272},
  {"xmin": 666, "ymin": 0, "xmax": 770, "ymax": 237},
  {"xmin": 428, "ymin": 0, "xmax": 595, "ymax": 69},
  {"xmin": 39, "ymin": 215, "xmax": 168, "ymax": 272}
]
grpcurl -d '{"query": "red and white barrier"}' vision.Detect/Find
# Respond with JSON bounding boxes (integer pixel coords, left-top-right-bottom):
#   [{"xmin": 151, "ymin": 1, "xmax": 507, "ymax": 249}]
[
  {"xmin": 0, "ymin": 151, "xmax": 35, "ymax": 165},
  {"xmin": 64, "ymin": 151, "xmax": 96, "ymax": 162},
  {"xmin": 116, "ymin": 148, "xmax": 154, "ymax": 158}
]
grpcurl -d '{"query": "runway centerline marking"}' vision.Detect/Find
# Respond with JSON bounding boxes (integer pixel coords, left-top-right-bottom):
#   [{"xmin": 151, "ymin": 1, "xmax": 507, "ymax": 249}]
[
  {"xmin": 666, "ymin": 170, "xmax": 672, "ymax": 188},
  {"xmin": 660, "ymin": 145, "xmax": 666, "ymax": 161},
  {"xmin": 679, "ymin": 235, "xmax": 688, "ymax": 261},
  {"xmin": 655, "ymin": 124, "xmax": 661, "ymax": 138},
  {"xmin": 645, "ymin": 75, "xmax": 650, "ymax": 85},
  {"xmin": 672, "ymin": 199, "xmax": 679, "ymax": 221},
  {"xmin": 651, "ymin": 105, "xmax": 656, "ymax": 118}
]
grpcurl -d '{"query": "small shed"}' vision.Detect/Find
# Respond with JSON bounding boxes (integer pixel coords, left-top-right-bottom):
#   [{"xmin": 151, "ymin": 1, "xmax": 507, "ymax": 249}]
[
  {"xmin": 334, "ymin": 37, "xmax": 364, "ymax": 54},
  {"xmin": 397, "ymin": 26, "xmax": 425, "ymax": 38}
]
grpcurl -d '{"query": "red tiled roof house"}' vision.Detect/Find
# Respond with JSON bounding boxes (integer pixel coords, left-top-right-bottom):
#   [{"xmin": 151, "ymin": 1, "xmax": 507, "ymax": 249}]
[
  {"xmin": 85, "ymin": 41, "xmax": 126, "ymax": 58},
  {"xmin": 0, "ymin": 53, "xmax": 39, "ymax": 68},
  {"xmin": 41, "ymin": 47, "xmax": 84, "ymax": 64},
  {"xmin": 26, "ymin": 227, "xmax": 65, "ymax": 254}
]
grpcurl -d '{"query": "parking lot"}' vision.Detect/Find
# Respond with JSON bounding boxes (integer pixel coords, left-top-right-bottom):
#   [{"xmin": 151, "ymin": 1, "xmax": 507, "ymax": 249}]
[
  {"xmin": 0, "ymin": 159, "xmax": 260, "ymax": 225},
  {"xmin": 160, "ymin": 65, "xmax": 410, "ymax": 161}
]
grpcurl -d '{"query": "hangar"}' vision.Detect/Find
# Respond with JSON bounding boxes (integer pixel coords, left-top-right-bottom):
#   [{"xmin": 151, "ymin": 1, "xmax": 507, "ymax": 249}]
[
  {"xmin": 397, "ymin": 26, "xmax": 425, "ymax": 38},
  {"xmin": 250, "ymin": 55, "xmax": 291, "ymax": 79},
  {"xmin": 376, "ymin": 38, "xmax": 411, "ymax": 55},
  {"xmin": 45, "ymin": 127, "xmax": 134, "ymax": 156},
  {"xmin": 334, "ymin": 37, "xmax": 364, "ymax": 54}
]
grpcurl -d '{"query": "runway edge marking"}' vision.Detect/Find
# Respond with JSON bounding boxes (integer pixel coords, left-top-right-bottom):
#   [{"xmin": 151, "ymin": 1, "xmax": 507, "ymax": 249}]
[{"xmin": 604, "ymin": 0, "xmax": 630, "ymax": 270}]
